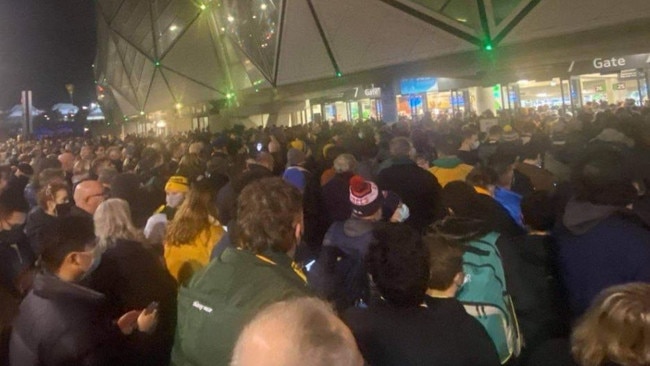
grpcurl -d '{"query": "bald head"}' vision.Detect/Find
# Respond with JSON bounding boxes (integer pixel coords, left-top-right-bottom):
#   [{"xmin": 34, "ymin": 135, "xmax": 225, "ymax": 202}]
[
  {"xmin": 74, "ymin": 180, "xmax": 105, "ymax": 215},
  {"xmin": 231, "ymin": 297, "xmax": 363, "ymax": 366},
  {"xmin": 58, "ymin": 152, "xmax": 75, "ymax": 173}
]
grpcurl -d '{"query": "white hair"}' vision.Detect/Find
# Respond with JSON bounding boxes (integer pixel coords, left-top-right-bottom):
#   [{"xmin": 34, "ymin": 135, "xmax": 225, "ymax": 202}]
[{"xmin": 93, "ymin": 198, "xmax": 144, "ymax": 251}]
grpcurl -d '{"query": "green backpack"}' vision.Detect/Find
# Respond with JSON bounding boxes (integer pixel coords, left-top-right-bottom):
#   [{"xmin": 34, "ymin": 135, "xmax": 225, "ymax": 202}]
[
  {"xmin": 456, "ymin": 232, "xmax": 522, "ymax": 364},
  {"xmin": 171, "ymin": 260, "xmax": 244, "ymax": 366},
  {"xmin": 171, "ymin": 249, "xmax": 308, "ymax": 366}
]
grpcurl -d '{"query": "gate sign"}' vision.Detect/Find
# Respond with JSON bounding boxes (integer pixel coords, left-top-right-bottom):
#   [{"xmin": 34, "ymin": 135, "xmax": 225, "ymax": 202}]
[{"xmin": 568, "ymin": 53, "xmax": 650, "ymax": 75}]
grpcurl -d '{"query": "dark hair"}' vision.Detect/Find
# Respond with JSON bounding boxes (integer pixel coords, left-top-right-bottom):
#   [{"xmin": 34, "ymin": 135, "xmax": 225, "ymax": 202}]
[
  {"xmin": 466, "ymin": 166, "xmax": 497, "ymax": 189},
  {"xmin": 435, "ymin": 134, "xmax": 462, "ymax": 156},
  {"xmin": 424, "ymin": 234, "xmax": 464, "ymax": 290},
  {"xmin": 488, "ymin": 152, "xmax": 517, "ymax": 177},
  {"xmin": 40, "ymin": 216, "xmax": 95, "ymax": 272},
  {"xmin": 571, "ymin": 149, "xmax": 636, "ymax": 206},
  {"xmin": 521, "ymin": 191, "xmax": 555, "ymax": 231},
  {"xmin": 235, "ymin": 177, "xmax": 302, "ymax": 254},
  {"xmin": 367, "ymin": 223, "xmax": 428, "ymax": 307},
  {"xmin": 0, "ymin": 190, "xmax": 29, "ymax": 219}
]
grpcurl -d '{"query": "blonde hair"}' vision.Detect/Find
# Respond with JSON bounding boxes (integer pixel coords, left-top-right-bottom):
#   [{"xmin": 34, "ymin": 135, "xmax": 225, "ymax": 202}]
[
  {"xmin": 572, "ymin": 283, "xmax": 650, "ymax": 366},
  {"xmin": 165, "ymin": 184, "xmax": 217, "ymax": 245},
  {"xmin": 94, "ymin": 198, "xmax": 144, "ymax": 251}
]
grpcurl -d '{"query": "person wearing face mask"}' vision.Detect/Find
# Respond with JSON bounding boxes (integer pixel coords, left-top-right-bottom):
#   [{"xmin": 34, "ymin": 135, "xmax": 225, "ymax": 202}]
[
  {"xmin": 343, "ymin": 224, "xmax": 500, "ymax": 366},
  {"xmin": 0, "ymin": 191, "xmax": 34, "ymax": 365},
  {"xmin": 309, "ymin": 176, "xmax": 397, "ymax": 312},
  {"xmin": 9, "ymin": 216, "xmax": 159, "ymax": 366},
  {"xmin": 24, "ymin": 182, "xmax": 71, "ymax": 256},
  {"xmin": 144, "ymin": 176, "xmax": 189, "ymax": 248},
  {"xmin": 171, "ymin": 178, "xmax": 308, "ymax": 366}
]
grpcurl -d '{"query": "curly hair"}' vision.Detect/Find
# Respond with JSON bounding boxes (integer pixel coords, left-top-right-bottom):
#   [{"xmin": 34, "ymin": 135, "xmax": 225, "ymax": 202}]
[
  {"xmin": 165, "ymin": 182, "xmax": 216, "ymax": 246},
  {"xmin": 572, "ymin": 283, "xmax": 650, "ymax": 366},
  {"xmin": 37, "ymin": 182, "xmax": 68, "ymax": 211},
  {"xmin": 367, "ymin": 223, "xmax": 428, "ymax": 307},
  {"xmin": 234, "ymin": 177, "xmax": 302, "ymax": 254}
]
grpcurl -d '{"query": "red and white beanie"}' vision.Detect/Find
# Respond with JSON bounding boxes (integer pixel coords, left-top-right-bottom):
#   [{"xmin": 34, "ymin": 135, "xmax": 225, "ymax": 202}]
[{"xmin": 349, "ymin": 175, "xmax": 383, "ymax": 217}]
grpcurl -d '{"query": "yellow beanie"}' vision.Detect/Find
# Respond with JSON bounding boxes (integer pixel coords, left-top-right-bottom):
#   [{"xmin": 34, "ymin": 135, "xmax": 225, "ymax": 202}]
[
  {"xmin": 165, "ymin": 175, "xmax": 189, "ymax": 193},
  {"xmin": 290, "ymin": 139, "xmax": 305, "ymax": 152}
]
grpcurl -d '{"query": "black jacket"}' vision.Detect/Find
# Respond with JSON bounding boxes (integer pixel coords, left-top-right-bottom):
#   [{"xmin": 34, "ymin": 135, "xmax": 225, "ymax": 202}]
[
  {"xmin": 377, "ymin": 157, "xmax": 444, "ymax": 231},
  {"xmin": 10, "ymin": 272, "xmax": 128, "ymax": 366},
  {"xmin": 84, "ymin": 239, "xmax": 178, "ymax": 366},
  {"xmin": 344, "ymin": 297, "xmax": 500, "ymax": 366},
  {"xmin": 24, "ymin": 208, "xmax": 58, "ymax": 257},
  {"xmin": 496, "ymin": 234, "xmax": 570, "ymax": 359}
]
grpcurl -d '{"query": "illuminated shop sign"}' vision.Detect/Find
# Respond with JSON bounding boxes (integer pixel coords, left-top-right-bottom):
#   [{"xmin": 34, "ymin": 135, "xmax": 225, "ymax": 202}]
[
  {"xmin": 400, "ymin": 77, "xmax": 439, "ymax": 94},
  {"xmin": 568, "ymin": 53, "xmax": 650, "ymax": 75}
]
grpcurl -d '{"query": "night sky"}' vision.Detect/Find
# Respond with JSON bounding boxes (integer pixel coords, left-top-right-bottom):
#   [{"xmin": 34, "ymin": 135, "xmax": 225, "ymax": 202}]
[{"xmin": 0, "ymin": 0, "xmax": 96, "ymax": 110}]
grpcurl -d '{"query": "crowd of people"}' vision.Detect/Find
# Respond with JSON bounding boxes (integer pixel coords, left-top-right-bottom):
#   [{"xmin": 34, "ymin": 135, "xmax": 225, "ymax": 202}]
[{"xmin": 0, "ymin": 101, "xmax": 649, "ymax": 365}]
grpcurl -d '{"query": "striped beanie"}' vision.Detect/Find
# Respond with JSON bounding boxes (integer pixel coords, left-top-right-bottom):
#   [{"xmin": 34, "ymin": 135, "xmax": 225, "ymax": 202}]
[{"xmin": 349, "ymin": 175, "xmax": 383, "ymax": 217}]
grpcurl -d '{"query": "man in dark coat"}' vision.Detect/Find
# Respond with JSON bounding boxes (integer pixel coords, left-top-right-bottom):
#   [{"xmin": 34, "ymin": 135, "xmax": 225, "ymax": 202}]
[
  {"xmin": 9, "ymin": 216, "xmax": 158, "ymax": 366},
  {"xmin": 555, "ymin": 148, "xmax": 650, "ymax": 318},
  {"xmin": 377, "ymin": 137, "xmax": 444, "ymax": 231}
]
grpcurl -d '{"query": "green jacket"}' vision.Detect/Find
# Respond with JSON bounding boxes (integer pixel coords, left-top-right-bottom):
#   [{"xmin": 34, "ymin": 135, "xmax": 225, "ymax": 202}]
[{"xmin": 171, "ymin": 247, "xmax": 309, "ymax": 366}]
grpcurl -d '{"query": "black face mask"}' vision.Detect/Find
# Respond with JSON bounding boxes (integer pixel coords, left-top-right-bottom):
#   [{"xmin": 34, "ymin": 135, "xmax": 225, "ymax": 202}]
[{"xmin": 55, "ymin": 202, "xmax": 73, "ymax": 217}]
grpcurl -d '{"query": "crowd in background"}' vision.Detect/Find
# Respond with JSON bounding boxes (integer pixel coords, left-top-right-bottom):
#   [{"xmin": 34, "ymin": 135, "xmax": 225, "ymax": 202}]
[{"xmin": 0, "ymin": 101, "xmax": 649, "ymax": 365}]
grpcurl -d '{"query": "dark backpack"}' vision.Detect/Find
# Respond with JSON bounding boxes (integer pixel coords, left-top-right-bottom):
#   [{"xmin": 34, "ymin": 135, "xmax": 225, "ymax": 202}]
[{"xmin": 307, "ymin": 222, "xmax": 372, "ymax": 312}]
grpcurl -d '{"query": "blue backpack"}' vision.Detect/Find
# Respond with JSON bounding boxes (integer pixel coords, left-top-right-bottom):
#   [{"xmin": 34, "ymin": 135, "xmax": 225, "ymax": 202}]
[{"xmin": 456, "ymin": 232, "xmax": 522, "ymax": 364}]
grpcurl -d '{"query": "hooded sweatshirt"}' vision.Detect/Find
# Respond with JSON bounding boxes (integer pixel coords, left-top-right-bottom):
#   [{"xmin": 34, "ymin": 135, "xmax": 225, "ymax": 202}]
[{"xmin": 555, "ymin": 199, "xmax": 650, "ymax": 317}]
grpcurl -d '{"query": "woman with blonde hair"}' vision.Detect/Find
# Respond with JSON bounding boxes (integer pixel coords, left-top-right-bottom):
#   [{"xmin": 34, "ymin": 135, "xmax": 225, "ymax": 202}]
[
  {"xmin": 571, "ymin": 283, "xmax": 650, "ymax": 366},
  {"xmin": 86, "ymin": 198, "xmax": 177, "ymax": 366},
  {"xmin": 164, "ymin": 179, "xmax": 224, "ymax": 285}
]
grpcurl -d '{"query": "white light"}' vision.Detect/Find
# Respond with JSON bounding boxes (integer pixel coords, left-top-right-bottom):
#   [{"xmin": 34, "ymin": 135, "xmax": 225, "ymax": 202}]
[
  {"xmin": 252, "ymin": 15, "xmax": 256, "ymax": 19},
  {"xmin": 175, "ymin": 103, "xmax": 183, "ymax": 109},
  {"xmin": 536, "ymin": 93, "xmax": 548, "ymax": 98},
  {"xmin": 220, "ymin": 27, "xmax": 225, "ymax": 32},
  {"xmin": 169, "ymin": 24, "xmax": 178, "ymax": 31},
  {"xmin": 456, "ymin": 18, "xmax": 467, "ymax": 22},
  {"xmin": 84, "ymin": 128, "xmax": 89, "ymax": 132},
  {"xmin": 82, "ymin": 106, "xmax": 88, "ymax": 110},
  {"xmin": 156, "ymin": 121, "xmax": 167, "ymax": 128},
  {"xmin": 260, "ymin": 3, "xmax": 267, "ymax": 10},
  {"xmin": 517, "ymin": 80, "xmax": 530, "ymax": 85},
  {"xmin": 227, "ymin": 15, "xmax": 234, "ymax": 22}
]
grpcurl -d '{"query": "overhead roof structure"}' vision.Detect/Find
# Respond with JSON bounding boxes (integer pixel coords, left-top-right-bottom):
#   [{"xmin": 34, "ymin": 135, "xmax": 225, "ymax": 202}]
[{"xmin": 95, "ymin": 0, "xmax": 650, "ymax": 117}]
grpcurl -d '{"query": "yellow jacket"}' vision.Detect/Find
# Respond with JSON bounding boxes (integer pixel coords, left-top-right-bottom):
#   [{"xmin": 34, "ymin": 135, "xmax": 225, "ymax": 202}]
[
  {"xmin": 428, "ymin": 157, "xmax": 474, "ymax": 187},
  {"xmin": 164, "ymin": 224, "xmax": 224, "ymax": 285}
]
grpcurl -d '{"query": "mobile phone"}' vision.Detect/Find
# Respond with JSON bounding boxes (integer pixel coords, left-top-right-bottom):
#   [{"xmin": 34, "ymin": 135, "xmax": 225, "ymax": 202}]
[
  {"xmin": 144, "ymin": 301, "xmax": 159, "ymax": 315},
  {"xmin": 256, "ymin": 142, "xmax": 263, "ymax": 152}
]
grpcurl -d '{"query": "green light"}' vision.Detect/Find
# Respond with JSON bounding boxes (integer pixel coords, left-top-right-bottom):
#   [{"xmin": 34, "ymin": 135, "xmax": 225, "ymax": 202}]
[
  {"xmin": 226, "ymin": 93, "xmax": 234, "ymax": 99},
  {"xmin": 200, "ymin": 4, "xmax": 207, "ymax": 10},
  {"xmin": 154, "ymin": 60, "xmax": 161, "ymax": 67},
  {"xmin": 255, "ymin": 89, "xmax": 259, "ymax": 93},
  {"xmin": 336, "ymin": 71, "xmax": 342, "ymax": 78},
  {"xmin": 484, "ymin": 44, "xmax": 493, "ymax": 51}
]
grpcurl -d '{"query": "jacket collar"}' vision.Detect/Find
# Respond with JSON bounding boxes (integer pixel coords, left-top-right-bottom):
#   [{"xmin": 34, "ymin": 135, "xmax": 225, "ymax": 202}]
[
  {"xmin": 432, "ymin": 156, "xmax": 463, "ymax": 168},
  {"xmin": 32, "ymin": 271, "xmax": 105, "ymax": 304}
]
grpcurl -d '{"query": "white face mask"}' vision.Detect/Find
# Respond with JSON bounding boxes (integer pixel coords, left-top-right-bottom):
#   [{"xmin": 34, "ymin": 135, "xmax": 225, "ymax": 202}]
[
  {"xmin": 166, "ymin": 192, "xmax": 185, "ymax": 208},
  {"xmin": 470, "ymin": 140, "xmax": 480, "ymax": 150},
  {"xmin": 390, "ymin": 203, "xmax": 410, "ymax": 223}
]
